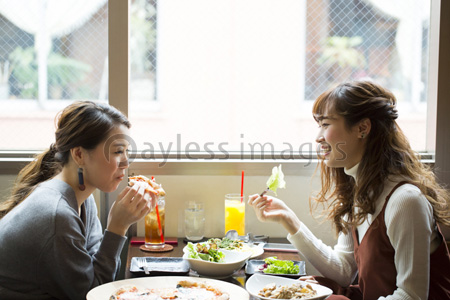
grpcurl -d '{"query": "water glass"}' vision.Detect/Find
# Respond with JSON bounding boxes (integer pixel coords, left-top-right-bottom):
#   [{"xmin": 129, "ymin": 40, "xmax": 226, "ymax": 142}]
[{"xmin": 184, "ymin": 201, "xmax": 205, "ymax": 241}]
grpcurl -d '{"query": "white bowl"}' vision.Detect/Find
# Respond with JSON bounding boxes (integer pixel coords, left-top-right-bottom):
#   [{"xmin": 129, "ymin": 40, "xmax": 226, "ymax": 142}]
[
  {"xmin": 182, "ymin": 248, "xmax": 252, "ymax": 278},
  {"xmin": 246, "ymin": 274, "xmax": 332, "ymax": 300}
]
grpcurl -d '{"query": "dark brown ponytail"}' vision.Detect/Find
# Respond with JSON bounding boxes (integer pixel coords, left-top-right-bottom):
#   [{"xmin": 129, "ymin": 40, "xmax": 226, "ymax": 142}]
[
  {"xmin": 0, "ymin": 144, "xmax": 61, "ymax": 218},
  {"xmin": 0, "ymin": 101, "xmax": 130, "ymax": 219}
]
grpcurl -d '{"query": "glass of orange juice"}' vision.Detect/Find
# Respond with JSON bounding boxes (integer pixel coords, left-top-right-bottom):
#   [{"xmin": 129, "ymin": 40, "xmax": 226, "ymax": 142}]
[{"xmin": 224, "ymin": 194, "xmax": 245, "ymax": 236}]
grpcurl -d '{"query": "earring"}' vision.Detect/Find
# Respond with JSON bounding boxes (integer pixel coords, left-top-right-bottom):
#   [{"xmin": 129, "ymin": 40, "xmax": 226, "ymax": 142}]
[
  {"xmin": 360, "ymin": 133, "xmax": 366, "ymax": 139},
  {"xmin": 78, "ymin": 167, "xmax": 85, "ymax": 191}
]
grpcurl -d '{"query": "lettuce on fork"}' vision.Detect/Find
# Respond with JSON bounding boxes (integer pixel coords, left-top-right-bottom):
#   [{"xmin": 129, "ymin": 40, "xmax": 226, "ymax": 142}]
[{"xmin": 266, "ymin": 164, "xmax": 286, "ymax": 195}]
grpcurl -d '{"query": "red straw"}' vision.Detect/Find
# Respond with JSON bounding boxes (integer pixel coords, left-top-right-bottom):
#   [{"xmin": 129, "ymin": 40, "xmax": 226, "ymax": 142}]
[
  {"xmin": 155, "ymin": 205, "xmax": 165, "ymax": 243},
  {"xmin": 152, "ymin": 176, "xmax": 165, "ymax": 243},
  {"xmin": 241, "ymin": 170, "xmax": 244, "ymax": 203}
]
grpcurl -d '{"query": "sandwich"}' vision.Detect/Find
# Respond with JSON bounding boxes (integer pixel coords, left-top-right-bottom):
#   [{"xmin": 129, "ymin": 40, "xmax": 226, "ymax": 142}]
[{"xmin": 128, "ymin": 175, "xmax": 166, "ymax": 196}]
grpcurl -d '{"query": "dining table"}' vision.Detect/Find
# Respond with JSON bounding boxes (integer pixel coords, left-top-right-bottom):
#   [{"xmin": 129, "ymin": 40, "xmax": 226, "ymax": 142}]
[{"xmin": 124, "ymin": 237, "xmax": 306, "ymax": 299}]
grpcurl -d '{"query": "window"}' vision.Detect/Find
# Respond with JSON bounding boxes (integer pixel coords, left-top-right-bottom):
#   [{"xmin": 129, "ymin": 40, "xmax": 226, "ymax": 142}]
[
  {"xmin": 0, "ymin": 0, "xmax": 108, "ymax": 149},
  {"xmin": 129, "ymin": 0, "xmax": 431, "ymax": 155},
  {"xmin": 130, "ymin": 0, "xmax": 157, "ymax": 102},
  {"xmin": 0, "ymin": 0, "xmax": 434, "ymax": 153}
]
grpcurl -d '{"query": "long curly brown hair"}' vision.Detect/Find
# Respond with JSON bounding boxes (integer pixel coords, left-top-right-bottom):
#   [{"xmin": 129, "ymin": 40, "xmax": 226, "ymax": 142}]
[
  {"xmin": 0, "ymin": 101, "xmax": 131, "ymax": 219},
  {"xmin": 311, "ymin": 81, "xmax": 450, "ymax": 235}
]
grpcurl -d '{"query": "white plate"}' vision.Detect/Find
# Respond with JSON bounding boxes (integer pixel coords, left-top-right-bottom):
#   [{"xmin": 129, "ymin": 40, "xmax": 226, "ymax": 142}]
[
  {"xmin": 247, "ymin": 244, "xmax": 265, "ymax": 258},
  {"xmin": 223, "ymin": 242, "xmax": 264, "ymax": 259},
  {"xmin": 87, "ymin": 276, "xmax": 249, "ymax": 300},
  {"xmin": 191, "ymin": 240, "xmax": 264, "ymax": 259},
  {"xmin": 246, "ymin": 274, "xmax": 332, "ymax": 300}
]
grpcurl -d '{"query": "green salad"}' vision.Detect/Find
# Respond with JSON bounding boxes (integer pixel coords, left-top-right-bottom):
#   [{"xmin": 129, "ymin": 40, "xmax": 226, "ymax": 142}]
[
  {"xmin": 186, "ymin": 242, "xmax": 225, "ymax": 262},
  {"xmin": 207, "ymin": 237, "xmax": 244, "ymax": 250},
  {"xmin": 260, "ymin": 256, "xmax": 299, "ymax": 274}
]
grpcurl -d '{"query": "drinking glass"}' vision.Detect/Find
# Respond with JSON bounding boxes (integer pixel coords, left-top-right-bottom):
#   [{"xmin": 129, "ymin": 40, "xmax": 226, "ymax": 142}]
[
  {"xmin": 145, "ymin": 197, "xmax": 165, "ymax": 248},
  {"xmin": 224, "ymin": 193, "xmax": 245, "ymax": 236},
  {"xmin": 184, "ymin": 201, "xmax": 205, "ymax": 241}
]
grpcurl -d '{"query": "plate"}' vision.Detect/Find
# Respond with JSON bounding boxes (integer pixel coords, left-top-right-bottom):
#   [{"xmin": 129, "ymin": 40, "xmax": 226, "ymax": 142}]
[
  {"xmin": 87, "ymin": 276, "xmax": 249, "ymax": 300},
  {"xmin": 247, "ymin": 244, "xmax": 265, "ymax": 258},
  {"xmin": 246, "ymin": 274, "xmax": 332, "ymax": 300},
  {"xmin": 263, "ymin": 243, "xmax": 298, "ymax": 253},
  {"xmin": 223, "ymin": 242, "xmax": 264, "ymax": 259},
  {"xmin": 192, "ymin": 239, "xmax": 265, "ymax": 259},
  {"xmin": 130, "ymin": 257, "xmax": 190, "ymax": 274},
  {"xmin": 245, "ymin": 260, "xmax": 306, "ymax": 278}
]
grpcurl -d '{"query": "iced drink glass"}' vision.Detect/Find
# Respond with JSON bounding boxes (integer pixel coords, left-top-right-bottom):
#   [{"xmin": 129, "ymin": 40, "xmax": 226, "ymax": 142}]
[
  {"xmin": 145, "ymin": 197, "xmax": 165, "ymax": 248},
  {"xmin": 224, "ymin": 193, "xmax": 245, "ymax": 236}
]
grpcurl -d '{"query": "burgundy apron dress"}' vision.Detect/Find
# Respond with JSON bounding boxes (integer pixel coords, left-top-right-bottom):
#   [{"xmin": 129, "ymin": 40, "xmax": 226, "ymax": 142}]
[{"xmin": 314, "ymin": 182, "xmax": 450, "ymax": 300}]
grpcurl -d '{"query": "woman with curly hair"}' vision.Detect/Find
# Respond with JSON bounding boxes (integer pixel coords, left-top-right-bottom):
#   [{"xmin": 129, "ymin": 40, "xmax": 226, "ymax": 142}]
[{"xmin": 249, "ymin": 81, "xmax": 450, "ymax": 299}]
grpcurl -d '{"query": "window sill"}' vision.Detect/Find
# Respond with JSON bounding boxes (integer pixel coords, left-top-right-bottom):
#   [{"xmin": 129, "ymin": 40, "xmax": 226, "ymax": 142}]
[{"xmin": 0, "ymin": 151, "xmax": 435, "ymax": 176}]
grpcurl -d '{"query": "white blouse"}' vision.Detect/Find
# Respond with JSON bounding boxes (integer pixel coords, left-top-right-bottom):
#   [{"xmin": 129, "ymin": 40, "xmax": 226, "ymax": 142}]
[{"xmin": 288, "ymin": 164, "xmax": 440, "ymax": 300}]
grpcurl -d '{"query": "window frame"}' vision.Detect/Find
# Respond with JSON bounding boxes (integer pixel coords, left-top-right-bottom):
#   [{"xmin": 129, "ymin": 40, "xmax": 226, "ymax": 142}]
[
  {"xmin": 0, "ymin": 0, "xmax": 445, "ymax": 173},
  {"xmin": 0, "ymin": 0, "xmax": 446, "ymax": 177},
  {"xmin": 109, "ymin": 0, "xmax": 445, "ymax": 169},
  {"xmin": 0, "ymin": 0, "xmax": 447, "ymax": 235}
]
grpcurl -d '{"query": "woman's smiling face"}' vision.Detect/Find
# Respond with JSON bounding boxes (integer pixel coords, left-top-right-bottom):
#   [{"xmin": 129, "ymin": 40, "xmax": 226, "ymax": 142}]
[{"xmin": 315, "ymin": 110, "xmax": 365, "ymax": 169}]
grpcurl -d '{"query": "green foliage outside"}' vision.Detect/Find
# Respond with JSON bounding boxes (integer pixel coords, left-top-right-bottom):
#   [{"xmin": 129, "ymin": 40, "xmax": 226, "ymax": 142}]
[
  {"xmin": 130, "ymin": 0, "xmax": 156, "ymax": 76},
  {"xmin": 9, "ymin": 46, "xmax": 92, "ymax": 99},
  {"xmin": 317, "ymin": 36, "xmax": 366, "ymax": 69}
]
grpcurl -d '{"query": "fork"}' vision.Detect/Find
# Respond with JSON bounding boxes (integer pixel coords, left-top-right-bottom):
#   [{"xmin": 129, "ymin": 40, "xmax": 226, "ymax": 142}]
[{"xmin": 136, "ymin": 257, "xmax": 150, "ymax": 275}]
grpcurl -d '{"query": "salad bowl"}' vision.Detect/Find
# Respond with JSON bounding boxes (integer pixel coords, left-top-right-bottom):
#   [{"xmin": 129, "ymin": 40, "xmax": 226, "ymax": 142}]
[{"xmin": 183, "ymin": 243, "xmax": 252, "ymax": 278}]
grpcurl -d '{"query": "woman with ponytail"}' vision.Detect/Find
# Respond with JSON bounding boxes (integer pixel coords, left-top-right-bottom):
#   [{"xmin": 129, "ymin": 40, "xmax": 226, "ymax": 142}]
[
  {"xmin": 0, "ymin": 101, "xmax": 154, "ymax": 300},
  {"xmin": 249, "ymin": 81, "xmax": 450, "ymax": 299}
]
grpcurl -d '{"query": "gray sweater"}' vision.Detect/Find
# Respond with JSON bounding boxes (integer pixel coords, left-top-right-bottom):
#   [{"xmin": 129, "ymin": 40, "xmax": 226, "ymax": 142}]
[{"xmin": 0, "ymin": 178, "xmax": 127, "ymax": 300}]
